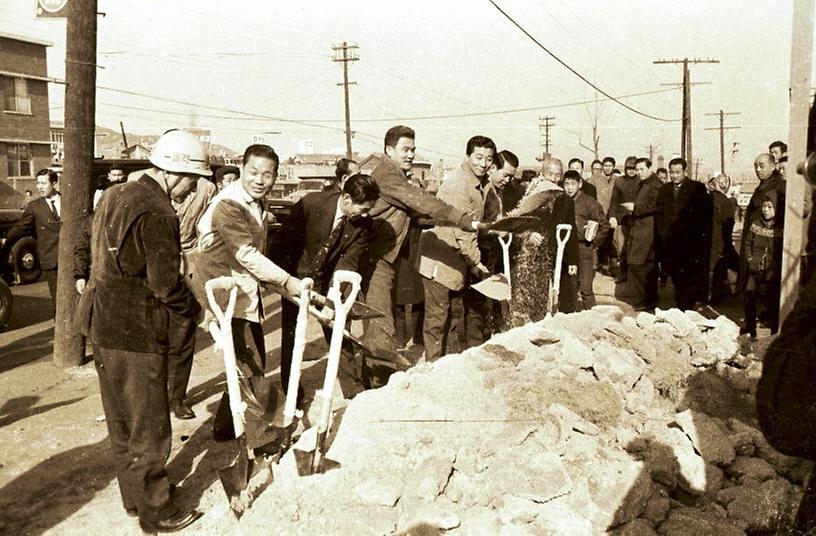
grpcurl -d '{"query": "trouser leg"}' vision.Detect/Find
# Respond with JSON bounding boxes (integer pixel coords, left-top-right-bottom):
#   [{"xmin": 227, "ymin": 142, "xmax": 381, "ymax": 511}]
[
  {"xmin": 167, "ymin": 312, "xmax": 195, "ymax": 403},
  {"xmin": 743, "ymin": 277, "xmax": 757, "ymax": 335},
  {"xmin": 361, "ymin": 259, "xmax": 397, "ymax": 358},
  {"xmin": 462, "ymin": 286, "xmax": 487, "ymax": 348},
  {"xmin": 95, "ymin": 346, "xmax": 172, "ymax": 523},
  {"xmin": 279, "ymin": 298, "xmax": 298, "ymax": 392},
  {"xmin": 422, "ymin": 277, "xmax": 451, "ymax": 362},
  {"xmin": 558, "ymin": 272, "xmax": 577, "ymax": 313},
  {"xmin": 43, "ymin": 268, "xmax": 57, "ymax": 314},
  {"xmin": 578, "ymin": 245, "xmax": 597, "ymax": 310}
]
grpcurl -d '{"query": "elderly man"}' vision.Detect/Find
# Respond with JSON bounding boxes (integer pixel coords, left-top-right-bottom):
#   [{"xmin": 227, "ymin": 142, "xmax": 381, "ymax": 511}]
[
  {"xmin": 419, "ymin": 136, "xmax": 495, "ymax": 361},
  {"xmin": 77, "ymin": 130, "xmax": 206, "ymax": 532},
  {"xmin": 363, "ymin": 125, "xmax": 481, "ymax": 366},
  {"xmin": 656, "ymin": 158, "xmax": 713, "ymax": 310},
  {"xmin": 196, "ymin": 144, "xmax": 303, "ymax": 454}
]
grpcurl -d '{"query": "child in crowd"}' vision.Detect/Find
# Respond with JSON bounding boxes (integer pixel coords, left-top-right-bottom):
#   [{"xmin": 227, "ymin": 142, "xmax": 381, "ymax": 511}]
[{"xmin": 742, "ymin": 192, "xmax": 783, "ymax": 338}]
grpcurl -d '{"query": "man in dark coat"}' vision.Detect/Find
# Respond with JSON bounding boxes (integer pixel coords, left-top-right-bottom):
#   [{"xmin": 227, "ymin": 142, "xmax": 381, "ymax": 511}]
[
  {"xmin": 1, "ymin": 169, "xmax": 61, "ymax": 309},
  {"xmin": 656, "ymin": 157, "xmax": 713, "ymax": 310},
  {"xmin": 277, "ymin": 173, "xmax": 379, "ymax": 391},
  {"xmin": 76, "ymin": 130, "xmax": 206, "ymax": 532},
  {"xmin": 626, "ymin": 158, "xmax": 663, "ymax": 310}
]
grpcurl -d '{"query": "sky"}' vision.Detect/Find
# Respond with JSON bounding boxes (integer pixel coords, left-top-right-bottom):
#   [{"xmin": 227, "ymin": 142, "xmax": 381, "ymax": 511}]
[{"xmin": 1, "ymin": 0, "xmax": 812, "ymax": 179}]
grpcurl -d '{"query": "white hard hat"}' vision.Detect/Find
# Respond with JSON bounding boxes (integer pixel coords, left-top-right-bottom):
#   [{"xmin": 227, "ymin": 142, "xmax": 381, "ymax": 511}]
[{"xmin": 148, "ymin": 129, "xmax": 212, "ymax": 176}]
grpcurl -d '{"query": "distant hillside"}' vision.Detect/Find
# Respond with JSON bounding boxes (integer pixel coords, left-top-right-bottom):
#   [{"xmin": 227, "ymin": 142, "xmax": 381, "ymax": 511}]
[{"xmin": 94, "ymin": 125, "xmax": 239, "ymax": 160}]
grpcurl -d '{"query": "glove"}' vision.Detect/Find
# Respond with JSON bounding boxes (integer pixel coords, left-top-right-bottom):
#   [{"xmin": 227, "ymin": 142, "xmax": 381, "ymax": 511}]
[
  {"xmin": 567, "ymin": 265, "xmax": 577, "ymax": 276},
  {"xmin": 460, "ymin": 219, "xmax": 480, "ymax": 232},
  {"xmin": 527, "ymin": 232, "xmax": 544, "ymax": 246},
  {"xmin": 75, "ymin": 278, "xmax": 86, "ymax": 294},
  {"xmin": 284, "ymin": 276, "xmax": 303, "ymax": 297}
]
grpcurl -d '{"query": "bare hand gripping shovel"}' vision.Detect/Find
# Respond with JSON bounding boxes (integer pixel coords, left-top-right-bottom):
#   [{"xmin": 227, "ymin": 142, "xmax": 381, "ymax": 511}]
[
  {"xmin": 292, "ymin": 270, "xmax": 362, "ymax": 475},
  {"xmin": 205, "ymin": 277, "xmax": 254, "ymax": 518},
  {"xmin": 471, "ymin": 233, "xmax": 513, "ymax": 301},
  {"xmin": 547, "ymin": 224, "xmax": 572, "ymax": 315}
]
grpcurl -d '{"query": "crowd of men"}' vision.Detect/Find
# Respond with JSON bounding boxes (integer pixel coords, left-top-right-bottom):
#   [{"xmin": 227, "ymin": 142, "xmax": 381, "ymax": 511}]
[{"xmin": 0, "ymin": 124, "xmax": 793, "ymax": 531}]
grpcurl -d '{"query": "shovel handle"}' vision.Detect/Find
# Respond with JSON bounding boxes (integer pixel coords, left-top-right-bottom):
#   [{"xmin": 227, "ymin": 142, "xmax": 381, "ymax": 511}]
[
  {"xmin": 313, "ymin": 270, "xmax": 362, "ymax": 471},
  {"xmin": 283, "ymin": 277, "xmax": 314, "ymax": 427},
  {"xmin": 498, "ymin": 233, "xmax": 512, "ymax": 288},
  {"xmin": 205, "ymin": 278, "xmax": 246, "ymax": 438},
  {"xmin": 550, "ymin": 224, "xmax": 572, "ymax": 314}
]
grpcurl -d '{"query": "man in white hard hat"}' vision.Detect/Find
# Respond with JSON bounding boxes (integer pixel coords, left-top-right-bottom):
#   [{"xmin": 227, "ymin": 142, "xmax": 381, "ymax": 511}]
[{"xmin": 77, "ymin": 129, "xmax": 208, "ymax": 532}]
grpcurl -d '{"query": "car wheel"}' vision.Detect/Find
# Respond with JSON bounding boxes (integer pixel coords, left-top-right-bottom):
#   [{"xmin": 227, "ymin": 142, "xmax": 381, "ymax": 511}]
[
  {"xmin": 11, "ymin": 237, "xmax": 41, "ymax": 284},
  {"xmin": 0, "ymin": 278, "xmax": 12, "ymax": 327}
]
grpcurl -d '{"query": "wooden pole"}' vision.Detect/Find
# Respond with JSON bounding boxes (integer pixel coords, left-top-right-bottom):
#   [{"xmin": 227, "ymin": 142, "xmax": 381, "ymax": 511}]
[
  {"xmin": 779, "ymin": 0, "xmax": 814, "ymax": 323},
  {"xmin": 55, "ymin": 0, "xmax": 96, "ymax": 367}
]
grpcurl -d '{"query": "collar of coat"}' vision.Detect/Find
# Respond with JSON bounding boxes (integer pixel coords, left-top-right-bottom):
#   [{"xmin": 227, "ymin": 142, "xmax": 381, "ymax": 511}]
[{"xmin": 457, "ymin": 161, "xmax": 489, "ymax": 191}]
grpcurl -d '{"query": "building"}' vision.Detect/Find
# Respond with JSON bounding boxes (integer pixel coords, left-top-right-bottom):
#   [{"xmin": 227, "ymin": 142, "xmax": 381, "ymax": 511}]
[{"xmin": 0, "ymin": 32, "xmax": 55, "ymax": 198}]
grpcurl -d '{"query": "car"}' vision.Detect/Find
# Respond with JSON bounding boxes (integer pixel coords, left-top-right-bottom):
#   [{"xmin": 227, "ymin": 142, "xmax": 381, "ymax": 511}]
[{"xmin": 0, "ymin": 208, "xmax": 42, "ymax": 285}]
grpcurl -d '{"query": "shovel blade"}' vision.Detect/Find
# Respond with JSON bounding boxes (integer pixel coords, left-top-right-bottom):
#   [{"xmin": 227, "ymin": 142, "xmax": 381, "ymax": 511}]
[
  {"xmin": 471, "ymin": 274, "xmax": 511, "ymax": 301},
  {"xmin": 218, "ymin": 450, "xmax": 254, "ymax": 518}
]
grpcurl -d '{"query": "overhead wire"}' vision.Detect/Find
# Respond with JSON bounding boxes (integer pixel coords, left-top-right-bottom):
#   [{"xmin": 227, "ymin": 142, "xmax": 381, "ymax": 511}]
[{"xmin": 487, "ymin": 0, "xmax": 679, "ymax": 123}]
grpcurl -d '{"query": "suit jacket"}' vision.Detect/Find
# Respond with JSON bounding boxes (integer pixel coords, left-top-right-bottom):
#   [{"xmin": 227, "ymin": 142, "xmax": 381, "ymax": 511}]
[
  {"xmin": 656, "ymin": 178, "xmax": 713, "ymax": 270},
  {"xmin": 609, "ymin": 175, "xmax": 639, "ymax": 222},
  {"xmin": 710, "ymin": 190, "xmax": 737, "ymax": 271},
  {"xmin": 278, "ymin": 190, "xmax": 371, "ymax": 293},
  {"xmin": 6, "ymin": 196, "xmax": 61, "ymax": 270},
  {"xmin": 627, "ymin": 174, "xmax": 663, "ymax": 265},
  {"xmin": 418, "ymin": 162, "xmax": 488, "ymax": 291}
]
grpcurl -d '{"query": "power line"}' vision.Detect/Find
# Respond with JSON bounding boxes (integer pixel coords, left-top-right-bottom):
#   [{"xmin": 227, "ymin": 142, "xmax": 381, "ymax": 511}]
[
  {"xmin": 704, "ymin": 110, "xmax": 740, "ymax": 175},
  {"xmin": 487, "ymin": 0, "xmax": 679, "ymax": 123}
]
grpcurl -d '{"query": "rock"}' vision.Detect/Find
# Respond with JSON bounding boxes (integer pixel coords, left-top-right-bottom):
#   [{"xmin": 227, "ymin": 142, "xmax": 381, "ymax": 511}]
[
  {"xmin": 586, "ymin": 455, "xmax": 652, "ymax": 527},
  {"xmin": 611, "ymin": 518, "xmax": 658, "ymax": 536},
  {"xmin": 655, "ymin": 308, "xmax": 699, "ymax": 337},
  {"xmin": 702, "ymin": 329, "xmax": 739, "ymax": 363},
  {"xmin": 657, "ymin": 507, "xmax": 746, "ymax": 536},
  {"xmin": 705, "ymin": 464, "xmax": 725, "ymax": 495},
  {"xmin": 549, "ymin": 403, "xmax": 600, "ymax": 436},
  {"xmin": 396, "ymin": 501, "xmax": 460, "ymax": 533},
  {"xmin": 355, "ymin": 477, "xmax": 402, "ymax": 507},
  {"xmin": 559, "ymin": 335, "xmax": 594, "ymax": 369},
  {"xmin": 724, "ymin": 478, "xmax": 793, "ymax": 532},
  {"xmin": 642, "ymin": 491, "xmax": 671, "ymax": 525},
  {"xmin": 725, "ymin": 456, "xmax": 778, "ymax": 482},
  {"xmin": 403, "ymin": 451, "xmax": 455, "ymax": 502},
  {"xmin": 593, "ymin": 341, "xmax": 646, "ymax": 390},
  {"xmin": 592, "ymin": 304, "xmax": 625, "ymax": 322},
  {"xmin": 674, "ymin": 410, "xmax": 735, "ymax": 466},
  {"xmin": 497, "ymin": 495, "xmax": 539, "ymax": 525},
  {"xmin": 625, "ymin": 376, "xmax": 655, "ymax": 414},
  {"xmin": 648, "ymin": 424, "xmax": 707, "ymax": 494},
  {"xmin": 636, "ymin": 311, "xmax": 657, "ymax": 330},
  {"xmin": 533, "ymin": 498, "xmax": 595, "ymax": 535},
  {"xmin": 460, "ymin": 509, "xmax": 502, "ymax": 536},
  {"xmin": 753, "ymin": 434, "xmax": 801, "ymax": 477},
  {"xmin": 482, "ymin": 449, "xmax": 572, "ymax": 504}
]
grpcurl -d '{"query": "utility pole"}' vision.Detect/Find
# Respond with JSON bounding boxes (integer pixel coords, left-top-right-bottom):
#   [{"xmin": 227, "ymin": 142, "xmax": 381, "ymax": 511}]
[
  {"xmin": 537, "ymin": 116, "xmax": 555, "ymax": 160},
  {"xmin": 646, "ymin": 144, "xmax": 655, "ymax": 161},
  {"xmin": 56, "ymin": 0, "xmax": 97, "ymax": 367},
  {"xmin": 332, "ymin": 42, "xmax": 359, "ymax": 159},
  {"xmin": 119, "ymin": 120, "xmax": 129, "ymax": 157},
  {"xmin": 704, "ymin": 110, "xmax": 741, "ymax": 175},
  {"xmin": 654, "ymin": 58, "xmax": 719, "ymax": 167},
  {"xmin": 780, "ymin": 0, "xmax": 814, "ymax": 322},
  {"xmin": 694, "ymin": 157, "xmax": 703, "ymax": 181}
]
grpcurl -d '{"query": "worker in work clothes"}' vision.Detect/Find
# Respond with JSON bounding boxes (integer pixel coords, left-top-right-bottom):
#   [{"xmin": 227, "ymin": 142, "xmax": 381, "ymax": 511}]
[{"xmin": 77, "ymin": 129, "xmax": 206, "ymax": 533}]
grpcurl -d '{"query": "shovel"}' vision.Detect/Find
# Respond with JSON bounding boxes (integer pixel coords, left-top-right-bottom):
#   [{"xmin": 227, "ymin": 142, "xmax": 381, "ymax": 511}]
[
  {"xmin": 281, "ymin": 277, "xmax": 314, "ymax": 451},
  {"xmin": 205, "ymin": 277, "xmax": 254, "ymax": 518},
  {"xmin": 547, "ymin": 224, "xmax": 572, "ymax": 315},
  {"xmin": 476, "ymin": 215, "xmax": 538, "ymax": 234},
  {"xmin": 289, "ymin": 270, "xmax": 362, "ymax": 475},
  {"xmin": 471, "ymin": 233, "xmax": 513, "ymax": 301}
]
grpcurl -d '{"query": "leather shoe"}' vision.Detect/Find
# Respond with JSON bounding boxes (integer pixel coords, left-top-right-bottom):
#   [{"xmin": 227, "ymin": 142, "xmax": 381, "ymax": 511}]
[
  {"xmin": 170, "ymin": 400, "xmax": 195, "ymax": 420},
  {"xmin": 139, "ymin": 509, "xmax": 202, "ymax": 534}
]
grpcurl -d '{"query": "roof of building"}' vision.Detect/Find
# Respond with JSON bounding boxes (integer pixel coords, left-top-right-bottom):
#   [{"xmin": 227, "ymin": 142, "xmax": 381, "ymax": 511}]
[{"xmin": 0, "ymin": 31, "xmax": 53, "ymax": 47}]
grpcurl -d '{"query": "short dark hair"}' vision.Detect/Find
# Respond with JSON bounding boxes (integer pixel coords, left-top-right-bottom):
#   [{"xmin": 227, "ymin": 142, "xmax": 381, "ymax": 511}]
[
  {"xmin": 335, "ymin": 158, "xmax": 358, "ymax": 181},
  {"xmin": 495, "ymin": 149, "xmax": 519, "ymax": 169},
  {"xmin": 384, "ymin": 125, "xmax": 415, "ymax": 150},
  {"xmin": 562, "ymin": 169, "xmax": 582, "ymax": 183},
  {"xmin": 668, "ymin": 157, "xmax": 687, "ymax": 170},
  {"xmin": 591, "ymin": 159, "xmax": 603, "ymax": 168},
  {"xmin": 778, "ymin": 155, "xmax": 788, "ymax": 163},
  {"xmin": 215, "ymin": 165, "xmax": 240, "ymax": 182},
  {"xmin": 36, "ymin": 168, "xmax": 58, "ymax": 184},
  {"xmin": 656, "ymin": 167, "xmax": 668, "ymax": 175},
  {"xmin": 769, "ymin": 140, "xmax": 788, "ymax": 153},
  {"xmin": 635, "ymin": 157, "xmax": 652, "ymax": 168},
  {"xmin": 343, "ymin": 173, "xmax": 380, "ymax": 204},
  {"xmin": 568, "ymin": 158, "xmax": 584, "ymax": 169},
  {"xmin": 465, "ymin": 135, "xmax": 497, "ymax": 156},
  {"xmin": 242, "ymin": 144, "xmax": 279, "ymax": 174},
  {"xmin": 109, "ymin": 164, "xmax": 124, "ymax": 173},
  {"xmin": 602, "ymin": 156, "xmax": 616, "ymax": 166}
]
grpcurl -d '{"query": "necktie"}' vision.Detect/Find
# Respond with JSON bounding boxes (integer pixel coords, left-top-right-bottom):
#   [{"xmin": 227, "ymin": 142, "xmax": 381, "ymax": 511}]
[
  {"xmin": 673, "ymin": 183, "xmax": 681, "ymax": 199},
  {"xmin": 49, "ymin": 199, "xmax": 60, "ymax": 221},
  {"xmin": 307, "ymin": 216, "xmax": 347, "ymax": 280}
]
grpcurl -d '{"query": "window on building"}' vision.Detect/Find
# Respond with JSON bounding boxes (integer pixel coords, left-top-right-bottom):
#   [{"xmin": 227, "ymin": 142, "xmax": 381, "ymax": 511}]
[
  {"xmin": 2, "ymin": 77, "xmax": 31, "ymax": 114},
  {"xmin": 7, "ymin": 144, "xmax": 31, "ymax": 177}
]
